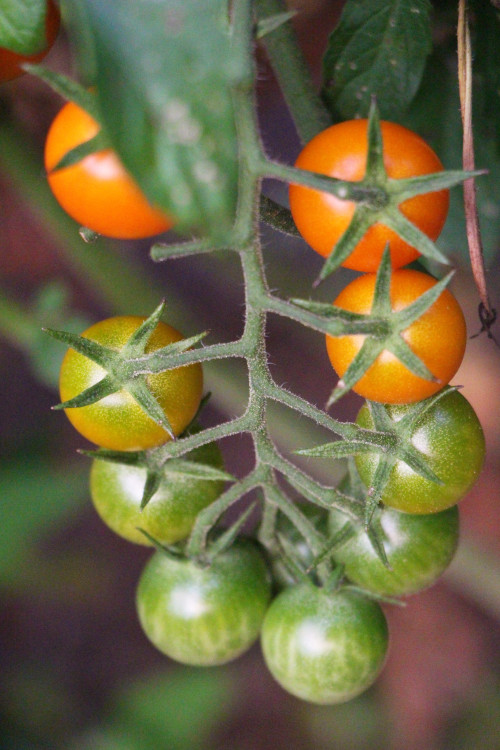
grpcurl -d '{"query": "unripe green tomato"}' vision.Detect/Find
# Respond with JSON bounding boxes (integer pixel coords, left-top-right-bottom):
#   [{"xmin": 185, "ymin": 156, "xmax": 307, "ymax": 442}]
[
  {"xmin": 328, "ymin": 504, "xmax": 459, "ymax": 597},
  {"xmin": 355, "ymin": 390, "xmax": 485, "ymax": 513},
  {"xmin": 261, "ymin": 584, "xmax": 389, "ymax": 705},
  {"xmin": 136, "ymin": 540, "xmax": 272, "ymax": 666},
  {"xmin": 90, "ymin": 440, "xmax": 225, "ymax": 546}
]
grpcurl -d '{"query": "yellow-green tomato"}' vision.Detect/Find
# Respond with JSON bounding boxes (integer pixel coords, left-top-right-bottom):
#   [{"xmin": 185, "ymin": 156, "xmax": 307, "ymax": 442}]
[
  {"xmin": 355, "ymin": 390, "xmax": 485, "ymax": 513},
  {"xmin": 136, "ymin": 540, "xmax": 272, "ymax": 666},
  {"xmin": 59, "ymin": 316, "xmax": 203, "ymax": 451},
  {"xmin": 328, "ymin": 505, "xmax": 459, "ymax": 597},
  {"xmin": 261, "ymin": 584, "xmax": 389, "ymax": 705},
  {"xmin": 90, "ymin": 441, "xmax": 225, "ymax": 546}
]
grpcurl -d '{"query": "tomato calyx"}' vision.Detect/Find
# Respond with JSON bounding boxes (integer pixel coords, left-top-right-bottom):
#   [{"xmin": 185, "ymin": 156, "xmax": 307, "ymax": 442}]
[
  {"xmin": 326, "ymin": 248, "xmax": 454, "ymax": 404},
  {"xmin": 298, "ymin": 389, "xmax": 457, "ymax": 525},
  {"xmin": 274, "ymin": 99, "xmax": 483, "ymax": 283},
  {"xmin": 45, "ymin": 301, "xmax": 207, "ymax": 441}
]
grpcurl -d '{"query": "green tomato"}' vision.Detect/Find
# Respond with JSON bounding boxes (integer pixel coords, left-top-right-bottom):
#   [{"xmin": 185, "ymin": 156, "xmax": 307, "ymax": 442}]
[
  {"xmin": 328, "ymin": 504, "xmax": 459, "ymax": 596},
  {"xmin": 136, "ymin": 540, "xmax": 272, "ymax": 666},
  {"xmin": 90, "ymin": 440, "xmax": 225, "ymax": 546},
  {"xmin": 261, "ymin": 584, "xmax": 389, "ymax": 705},
  {"xmin": 355, "ymin": 390, "xmax": 485, "ymax": 513}
]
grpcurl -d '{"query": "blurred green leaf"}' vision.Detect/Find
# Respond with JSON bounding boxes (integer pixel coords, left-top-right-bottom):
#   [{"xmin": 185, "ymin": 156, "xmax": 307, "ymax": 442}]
[
  {"xmin": 0, "ymin": 455, "xmax": 87, "ymax": 587},
  {"xmin": 322, "ymin": 0, "xmax": 432, "ymax": 120},
  {"xmin": 470, "ymin": 0, "xmax": 500, "ymax": 151},
  {"xmin": 71, "ymin": 669, "xmax": 234, "ymax": 750},
  {"xmin": 0, "ymin": 0, "xmax": 48, "ymax": 54},
  {"xmin": 403, "ymin": 49, "xmax": 500, "ymax": 267},
  {"xmin": 65, "ymin": 0, "xmax": 242, "ymax": 243}
]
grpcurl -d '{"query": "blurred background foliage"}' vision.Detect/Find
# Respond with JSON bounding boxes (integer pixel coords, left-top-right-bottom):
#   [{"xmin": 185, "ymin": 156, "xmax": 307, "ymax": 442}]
[{"xmin": 1, "ymin": 1, "xmax": 500, "ymax": 748}]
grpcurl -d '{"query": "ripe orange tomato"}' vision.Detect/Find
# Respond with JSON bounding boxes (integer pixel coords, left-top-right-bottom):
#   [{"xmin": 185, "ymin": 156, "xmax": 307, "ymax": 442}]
[
  {"xmin": 0, "ymin": 0, "xmax": 60, "ymax": 83},
  {"xmin": 44, "ymin": 101, "xmax": 173, "ymax": 239},
  {"xmin": 325, "ymin": 269, "xmax": 466, "ymax": 404},
  {"xmin": 289, "ymin": 120, "xmax": 449, "ymax": 272}
]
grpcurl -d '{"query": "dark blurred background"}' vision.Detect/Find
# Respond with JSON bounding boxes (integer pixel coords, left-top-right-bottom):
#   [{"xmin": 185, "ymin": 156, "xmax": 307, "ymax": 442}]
[{"xmin": 2, "ymin": 2, "xmax": 500, "ymax": 748}]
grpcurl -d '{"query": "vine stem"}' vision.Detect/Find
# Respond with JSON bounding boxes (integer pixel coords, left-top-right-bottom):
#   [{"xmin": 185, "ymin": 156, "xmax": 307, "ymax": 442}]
[
  {"xmin": 457, "ymin": 0, "xmax": 496, "ymax": 329},
  {"xmin": 254, "ymin": 0, "xmax": 332, "ymax": 143}
]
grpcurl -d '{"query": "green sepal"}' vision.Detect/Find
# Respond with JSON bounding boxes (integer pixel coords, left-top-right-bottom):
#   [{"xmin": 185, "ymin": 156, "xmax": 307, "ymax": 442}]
[
  {"xmin": 256, "ymin": 10, "xmax": 297, "ymax": 39},
  {"xmin": 49, "ymin": 133, "xmax": 108, "ymax": 174},
  {"xmin": 363, "ymin": 457, "xmax": 394, "ymax": 526},
  {"xmin": 322, "ymin": 564, "xmax": 345, "ymax": 594},
  {"xmin": 134, "ymin": 331, "xmax": 208, "ymax": 375},
  {"xmin": 140, "ymin": 470, "xmax": 162, "ymax": 511},
  {"xmin": 259, "ymin": 195, "xmax": 301, "ymax": 238},
  {"xmin": 306, "ymin": 521, "xmax": 356, "ymax": 574},
  {"xmin": 121, "ymin": 301, "xmax": 166, "ymax": 357},
  {"xmin": 135, "ymin": 528, "xmax": 184, "ymax": 558},
  {"xmin": 23, "ymin": 65, "xmax": 100, "ymax": 119},
  {"xmin": 160, "ymin": 459, "xmax": 233, "ymax": 483},
  {"xmin": 54, "ymin": 374, "xmax": 118, "ymax": 410},
  {"xmin": 43, "ymin": 326, "xmax": 119, "ymax": 369},
  {"xmin": 274, "ymin": 531, "xmax": 312, "ymax": 585},
  {"xmin": 366, "ymin": 517, "xmax": 391, "ymax": 569},
  {"xmin": 204, "ymin": 503, "xmax": 257, "ymax": 565},
  {"xmin": 126, "ymin": 379, "xmax": 175, "ymax": 440}
]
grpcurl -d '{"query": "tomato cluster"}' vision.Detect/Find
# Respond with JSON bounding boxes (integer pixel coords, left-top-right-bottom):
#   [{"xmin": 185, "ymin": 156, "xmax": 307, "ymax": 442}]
[{"xmin": 45, "ymin": 93, "xmax": 485, "ymax": 706}]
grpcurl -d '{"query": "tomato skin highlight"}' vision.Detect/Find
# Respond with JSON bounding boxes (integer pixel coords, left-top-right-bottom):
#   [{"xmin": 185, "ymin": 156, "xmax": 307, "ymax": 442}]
[
  {"xmin": 44, "ymin": 101, "xmax": 173, "ymax": 239},
  {"xmin": 325, "ymin": 269, "xmax": 467, "ymax": 404},
  {"xmin": 355, "ymin": 390, "xmax": 485, "ymax": 514},
  {"xmin": 59, "ymin": 316, "xmax": 203, "ymax": 451},
  {"xmin": 90, "ymin": 439, "xmax": 225, "ymax": 545},
  {"xmin": 261, "ymin": 584, "xmax": 389, "ymax": 704},
  {"xmin": 329, "ymin": 505, "xmax": 459, "ymax": 596},
  {"xmin": 0, "ymin": 0, "xmax": 60, "ymax": 83},
  {"xmin": 289, "ymin": 119, "xmax": 449, "ymax": 272},
  {"xmin": 136, "ymin": 540, "xmax": 272, "ymax": 666}
]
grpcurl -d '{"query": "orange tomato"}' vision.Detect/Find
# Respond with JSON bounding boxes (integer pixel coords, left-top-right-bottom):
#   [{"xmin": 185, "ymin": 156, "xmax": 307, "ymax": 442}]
[
  {"xmin": 45, "ymin": 101, "xmax": 173, "ymax": 239},
  {"xmin": 289, "ymin": 120, "xmax": 449, "ymax": 272},
  {"xmin": 325, "ymin": 270, "xmax": 466, "ymax": 404}
]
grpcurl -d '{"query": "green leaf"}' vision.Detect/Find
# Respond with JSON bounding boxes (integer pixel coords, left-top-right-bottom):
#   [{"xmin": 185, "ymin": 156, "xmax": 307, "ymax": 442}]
[
  {"xmin": 0, "ymin": 0, "xmax": 49, "ymax": 55},
  {"xmin": 24, "ymin": 65, "xmax": 100, "ymax": 118},
  {"xmin": 66, "ymin": 0, "xmax": 242, "ymax": 242},
  {"xmin": 322, "ymin": 0, "xmax": 432, "ymax": 120},
  {"xmin": 0, "ymin": 456, "xmax": 87, "ymax": 587},
  {"xmin": 256, "ymin": 9, "xmax": 297, "ymax": 39}
]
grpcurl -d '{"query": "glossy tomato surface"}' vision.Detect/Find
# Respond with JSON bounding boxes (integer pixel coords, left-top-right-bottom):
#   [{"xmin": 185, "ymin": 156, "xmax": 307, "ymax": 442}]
[
  {"xmin": 0, "ymin": 0, "xmax": 60, "ymax": 83},
  {"xmin": 45, "ymin": 101, "xmax": 173, "ymax": 239},
  {"xmin": 326, "ymin": 269, "xmax": 466, "ymax": 404},
  {"xmin": 355, "ymin": 390, "xmax": 485, "ymax": 513},
  {"xmin": 59, "ymin": 316, "xmax": 203, "ymax": 451},
  {"xmin": 90, "ymin": 440, "xmax": 225, "ymax": 545},
  {"xmin": 329, "ymin": 505, "xmax": 459, "ymax": 596},
  {"xmin": 261, "ymin": 584, "xmax": 389, "ymax": 704},
  {"xmin": 136, "ymin": 540, "xmax": 272, "ymax": 666},
  {"xmin": 289, "ymin": 119, "xmax": 448, "ymax": 272}
]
